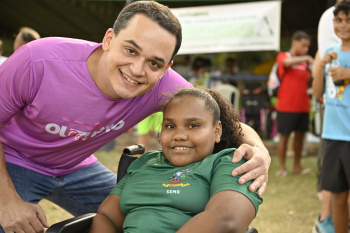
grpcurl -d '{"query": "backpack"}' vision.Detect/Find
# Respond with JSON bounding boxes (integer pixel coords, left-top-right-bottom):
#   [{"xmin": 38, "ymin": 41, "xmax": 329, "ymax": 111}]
[
  {"xmin": 267, "ymin": 53, "xmax": 290, "ymax": 97},
  {"xmin": 267, "ymin": 62, "xmax": 281, "ymax": 97}
]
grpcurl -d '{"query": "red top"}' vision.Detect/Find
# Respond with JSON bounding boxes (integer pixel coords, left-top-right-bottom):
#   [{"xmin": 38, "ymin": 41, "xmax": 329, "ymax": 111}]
[{"xmin": 275, "ymin": 52, "xmax": 310, "ymax": 113}]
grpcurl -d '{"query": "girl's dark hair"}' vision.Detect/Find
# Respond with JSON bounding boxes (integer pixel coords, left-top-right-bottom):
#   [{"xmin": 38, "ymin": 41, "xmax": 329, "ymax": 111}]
[
  {"xmin": 163, "ymin": 88, "xmax": 243, "ymax": 153},
  {"xmin": 334, "ymin": 0, "xmax": 350, "ymax": 16},
  {"xmin": 113, "ymin": 1, "xmax": 182, "ymax": 63}
]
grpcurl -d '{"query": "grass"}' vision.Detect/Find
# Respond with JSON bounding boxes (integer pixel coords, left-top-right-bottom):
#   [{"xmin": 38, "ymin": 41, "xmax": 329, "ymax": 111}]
[{"xmin": 40, "ymin": 140, "xmax": 322, "ymax": 233}]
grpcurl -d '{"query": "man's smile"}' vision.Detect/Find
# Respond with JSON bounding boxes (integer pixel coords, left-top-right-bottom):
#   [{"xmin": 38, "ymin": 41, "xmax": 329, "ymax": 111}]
[{"xmin": 120, "ymin": 70, "xmax": 140, "ymax": 85}]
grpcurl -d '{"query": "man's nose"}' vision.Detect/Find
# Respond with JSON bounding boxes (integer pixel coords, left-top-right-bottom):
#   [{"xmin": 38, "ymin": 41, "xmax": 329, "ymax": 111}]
[{"xmin": 131, "ymin": 59, "xmax": 146, "ymax": 77}]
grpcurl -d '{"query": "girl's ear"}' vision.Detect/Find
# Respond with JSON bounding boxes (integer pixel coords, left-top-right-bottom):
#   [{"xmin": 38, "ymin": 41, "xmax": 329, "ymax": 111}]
[{"xmin": 215, "ymin": 121, "xmax": 222, "ymax": 143}]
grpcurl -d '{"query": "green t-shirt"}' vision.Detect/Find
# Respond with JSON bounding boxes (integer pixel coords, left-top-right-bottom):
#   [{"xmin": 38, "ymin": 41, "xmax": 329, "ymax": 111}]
[{"xmin": 111, "ymin": 148, "xmax": 263, "ymax": 232}]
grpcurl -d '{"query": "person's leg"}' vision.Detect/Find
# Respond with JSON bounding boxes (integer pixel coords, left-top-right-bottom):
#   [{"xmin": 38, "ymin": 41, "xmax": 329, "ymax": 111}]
[
  {"xmin": 6, "ymin": 163, "xmax": 57, "ymax": 202},
  {"xmin": 276, "ymin": 111, "xmax": 293, "ymax": 176},
  {"xmin": 320, "ymin": 190, "xmax": 333, "ymax": 221},
  {"xmin": 314, "ymin": 161, "xmax": 333, "ymax": 233},
  {"xmin": 277, "ymin": 133, "xmax": 289, "ymax": 173},
  {"xmin": 292, "ymin": 130, "xmax": 305, "ymax": 173},
  {"xmin": 319, "ymin": 139, "xmax": 350, "ymax": 233},
  {"xmin": 332, "ymin": 191, "xmax": 349, "ymax": 233},
  {"xmin": 293, "ymin": 113, "xmax": 310, "ymax": 173},
  {"xmin": 0, "ymin": 163, "xmax": 59, "ymax": 233},
  {"xmin": 318, "ymin": 138, "xmax": 333, "ymax": 223},
  {"xmin": 46, "ymin": 162, "xmax": 117, "ymax": 216}
]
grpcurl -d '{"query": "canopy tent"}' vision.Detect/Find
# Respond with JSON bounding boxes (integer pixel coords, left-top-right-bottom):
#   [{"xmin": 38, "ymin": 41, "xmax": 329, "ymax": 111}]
[{"xmin": 0, "ymin": 0, "xmax": 331, "ymax": 56}]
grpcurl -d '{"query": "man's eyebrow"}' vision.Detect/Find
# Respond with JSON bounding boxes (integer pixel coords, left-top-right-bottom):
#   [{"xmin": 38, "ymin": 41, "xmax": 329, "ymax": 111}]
[
  {"xmin": 125, "ymin": 39, "xmax": 166, "ymax": 64},
  {"xmin": 125, "ymin": 39, "xmax": 142, "ymax": 51},
  {"xmin": 153, "ymin": 56, "xmax": 166, "ymax": 64}
]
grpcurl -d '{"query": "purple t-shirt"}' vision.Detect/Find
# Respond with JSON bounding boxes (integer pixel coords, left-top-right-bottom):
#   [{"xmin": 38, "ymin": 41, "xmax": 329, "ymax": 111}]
[{"xmin": 0, "ymin": 37, "xmax": 192, "ymax": 176}]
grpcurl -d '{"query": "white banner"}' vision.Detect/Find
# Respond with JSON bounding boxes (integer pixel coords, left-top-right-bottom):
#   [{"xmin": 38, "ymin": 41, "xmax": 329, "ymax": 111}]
[{"xmin": 171, "ymin": 1, "xmax": 281, "ymax": 54}]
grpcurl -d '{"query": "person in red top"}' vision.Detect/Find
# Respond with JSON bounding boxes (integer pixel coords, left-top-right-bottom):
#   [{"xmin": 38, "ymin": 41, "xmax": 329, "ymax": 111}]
[{"xmin": 275, "ymin": 30, "xmax": 314, "ymax": 177}]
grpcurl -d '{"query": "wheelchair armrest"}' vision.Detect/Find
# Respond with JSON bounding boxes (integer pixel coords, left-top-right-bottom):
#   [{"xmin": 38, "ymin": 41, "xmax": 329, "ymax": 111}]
[
  {"xmin": 246, "ymin": 227, "xmax": 258, "ymax": 233},
  {"xmin": 46, "ymin": 213, "xmax": 96, "ymax": 233}
]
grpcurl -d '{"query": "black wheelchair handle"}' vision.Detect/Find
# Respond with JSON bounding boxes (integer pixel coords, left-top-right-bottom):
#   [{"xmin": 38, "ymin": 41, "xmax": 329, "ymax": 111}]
[
  {"xmin": 122, "ymin": 144, "xmax": 145, "ymax": 156},
  {"xmin": 117, "ymin": 144, "xmax": 145, "ymax": 183}
]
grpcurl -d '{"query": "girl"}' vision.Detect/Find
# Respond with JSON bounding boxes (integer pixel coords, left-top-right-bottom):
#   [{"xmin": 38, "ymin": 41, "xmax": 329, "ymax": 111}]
[{"xmin": 89, "ymin": 88, "xmax": 262, "ymax": 233}]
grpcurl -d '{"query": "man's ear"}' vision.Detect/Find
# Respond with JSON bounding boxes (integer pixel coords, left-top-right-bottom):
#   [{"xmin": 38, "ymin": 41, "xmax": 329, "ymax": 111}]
[
  {"xmin": 215, "ymin": 121, "xmax": 222, "ymax": 143},
  {"xmin": 161, "ymin": 60, "xmax": 173, "ymax": 77},
  {"xmin": 102, "ymin": 28, "xmax": 114, "ymax": 52}
]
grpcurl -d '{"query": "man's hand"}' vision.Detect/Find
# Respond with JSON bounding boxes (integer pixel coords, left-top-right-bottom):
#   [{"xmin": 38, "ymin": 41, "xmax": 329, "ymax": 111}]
[
  {"xmin": 0, "ymin": 197, "xmax": 49, "ymax": 233},
  {"xmin": 231, "ymin": 144, "xmax": 271, "ymax": 197}
]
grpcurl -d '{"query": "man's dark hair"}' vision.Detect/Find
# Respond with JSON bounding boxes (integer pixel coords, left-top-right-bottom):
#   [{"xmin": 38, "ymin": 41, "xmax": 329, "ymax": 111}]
[
  {"xmin": 113, "ymin": 1, "xmax": 182, "ymax": 63},
  {"xmin": 291, "ymin": 30, "xmax": 311, "ymax": 41},
  {"xmin": 334, "ymin": 0, "xmax": 350, "ymax": 16}
]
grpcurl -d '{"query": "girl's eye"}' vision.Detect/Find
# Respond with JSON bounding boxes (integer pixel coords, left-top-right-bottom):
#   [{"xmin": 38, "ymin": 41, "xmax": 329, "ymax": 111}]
[
  {"xmin": 189, "ymin": 124, "xmax": 199, "ymax": 129},
  {"xmin": 165, "ymin": 124, "xmax": 175, "ymax": 129}
]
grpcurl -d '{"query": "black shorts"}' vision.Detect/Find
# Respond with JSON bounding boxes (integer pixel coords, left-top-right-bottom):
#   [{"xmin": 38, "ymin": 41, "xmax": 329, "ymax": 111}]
[
  {"xmin": 321, "ymin": 139, "xmax": 350, "ymax": 193},
  {"xmin": 277, "ymin": 111, "xmax": 309, "ymax": 136}
]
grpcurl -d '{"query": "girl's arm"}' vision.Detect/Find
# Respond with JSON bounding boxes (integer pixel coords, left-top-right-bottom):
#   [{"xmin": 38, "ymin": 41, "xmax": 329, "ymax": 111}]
[
  {"xmin": 89, "ymin": 194, "xmax": 125, "ymax": 233},
  {"xmin": 176, "ymin": 190, "xmax": 255, "ymax": 233}
]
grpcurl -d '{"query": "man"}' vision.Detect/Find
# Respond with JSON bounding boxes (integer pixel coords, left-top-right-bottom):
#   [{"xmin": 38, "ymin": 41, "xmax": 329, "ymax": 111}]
[
  {"xmin": 0, "ymin": 1, "xmax": 270, "ymax": 233},
  {"xmin": 275, "ymin": 30, "xmax": 314, "ymax": 177},
  {"xmin": 13, "ymin": 26, "xmax": 41, "ymax": 52}
]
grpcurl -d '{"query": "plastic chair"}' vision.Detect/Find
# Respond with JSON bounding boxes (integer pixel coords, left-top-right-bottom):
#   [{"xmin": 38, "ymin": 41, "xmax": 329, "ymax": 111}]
[
  {"xmin": 46, "ymin": 144, "xmax": 258, "ymax": 233},
  {"xmin": 212, "ymin": 83, "xmax": 240, "ymax": 108}
]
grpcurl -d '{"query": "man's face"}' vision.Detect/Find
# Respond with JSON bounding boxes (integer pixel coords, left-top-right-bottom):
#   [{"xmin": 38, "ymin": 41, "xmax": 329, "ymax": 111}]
[
  {"xmin": 102, "ymin": 14, "xmax": 176, "ymax": 99},
  {"xmin": 333, "ymin": 11, "xmax": 350, "ymax": 41},
  {"xmin": 293, "ymin": 38, "xmax": 310, "ymax": 56}
]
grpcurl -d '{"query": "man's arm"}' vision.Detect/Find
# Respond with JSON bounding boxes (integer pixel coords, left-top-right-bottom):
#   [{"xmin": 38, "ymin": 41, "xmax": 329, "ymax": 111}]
[
  {"xmin": 0, "ymin": 126, "xmax": 49, "ymax": 233},
  {"xmin": 232, "ymin": 123, "xmax": 270, "ymax": 196}
]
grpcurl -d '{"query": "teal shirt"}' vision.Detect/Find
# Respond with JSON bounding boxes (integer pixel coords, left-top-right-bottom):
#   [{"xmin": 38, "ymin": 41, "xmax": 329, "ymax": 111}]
[{"xmin": 111, "ymin": 148, "xmax": 263, "ymax": 232}]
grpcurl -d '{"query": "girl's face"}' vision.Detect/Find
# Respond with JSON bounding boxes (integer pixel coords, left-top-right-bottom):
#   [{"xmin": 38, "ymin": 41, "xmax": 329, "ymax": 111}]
[{"xmin": 160, "ymin": 95, "xmax": 222, "ymax": 167}]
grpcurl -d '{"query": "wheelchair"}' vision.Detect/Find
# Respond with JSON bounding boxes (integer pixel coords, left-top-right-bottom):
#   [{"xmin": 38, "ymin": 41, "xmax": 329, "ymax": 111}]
[{"xmin": 46, "ymin": 145, "xmax": 258, "ymax": 233}]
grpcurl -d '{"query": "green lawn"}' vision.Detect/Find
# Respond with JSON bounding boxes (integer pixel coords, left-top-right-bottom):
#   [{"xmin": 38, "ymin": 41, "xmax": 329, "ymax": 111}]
[{"xmin": 41, "ymin": 141, "xmax": 321, "ymax": 233}]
